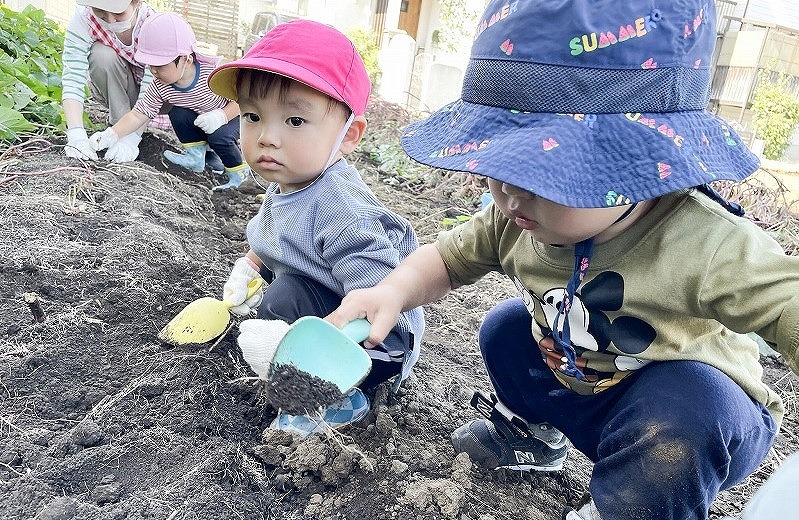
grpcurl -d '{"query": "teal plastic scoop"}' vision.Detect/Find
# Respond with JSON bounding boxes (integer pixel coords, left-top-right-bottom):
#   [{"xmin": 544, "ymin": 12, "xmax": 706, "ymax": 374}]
[{"xmin": 270, "ymin": 316, "xmax": 373, "ymax": 393}]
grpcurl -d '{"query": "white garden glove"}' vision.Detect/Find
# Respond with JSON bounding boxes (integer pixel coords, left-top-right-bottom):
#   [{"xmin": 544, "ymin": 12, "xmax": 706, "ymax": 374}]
[
  {"xmin": 194, "ymin": 109, "xmax": 227, "ymax": 134},
  {"xmin": 89, "ymin": 127, "xmax": 120, "ymax": 151},
  {"xmin": 238, "ymin": 319, "xmax": 291, "ymax": 379},
  {"xmin": 223, "ymin": 257, "xmax": 265, "ymax": 316},
  {"xmin": 65, "ymin": 127, "xmax": 98, "ymax": 161},
  {"xmin": 104, "ymin": 132, "xmax": 141, "ymax": 163}
]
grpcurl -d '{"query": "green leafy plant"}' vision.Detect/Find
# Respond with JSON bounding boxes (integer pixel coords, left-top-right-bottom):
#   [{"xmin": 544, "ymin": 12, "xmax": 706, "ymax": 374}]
[
  {"xmin": 434, "ymin": 0, "xmax": 479, "ymax": 54},
  {"xmin": 347, "ymin": 28, "xmax": 382, "ymax": 90},
  {"xmin": 442, "ymin": 214, "xmax": 472, "ymax": 228},
  {"xmin": 751, "ymin": 69, "xmax": 799, "ymax": 160},
  {"xmin": 357, "ymin": 98, "xmax": 488, "ymax": 212},
  {"xmin": 358, "ymin": 115, "xmax": 430, "ymax": 186},
  {"xmin": 0, "ymin": 5, "xmax": 64, "ymax": 141}
]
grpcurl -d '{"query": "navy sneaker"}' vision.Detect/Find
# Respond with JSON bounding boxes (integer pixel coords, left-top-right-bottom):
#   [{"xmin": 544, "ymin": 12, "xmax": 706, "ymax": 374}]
[{"xmin": 451, "ymin": 391, "xmax": 568, "ymax": 471}]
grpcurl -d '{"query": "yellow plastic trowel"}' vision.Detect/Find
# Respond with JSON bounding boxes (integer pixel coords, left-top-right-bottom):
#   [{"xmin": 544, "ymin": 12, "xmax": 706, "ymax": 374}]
[{"xmin": 158, "ymin": 278, "xmax": 263, "ymax": 346}]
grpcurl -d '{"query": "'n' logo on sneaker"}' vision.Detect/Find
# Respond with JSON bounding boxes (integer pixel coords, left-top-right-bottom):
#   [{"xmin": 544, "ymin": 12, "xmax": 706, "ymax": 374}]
[{"xmin": 514, "ymin": 450, "xmax": 537, "ymax": 464}]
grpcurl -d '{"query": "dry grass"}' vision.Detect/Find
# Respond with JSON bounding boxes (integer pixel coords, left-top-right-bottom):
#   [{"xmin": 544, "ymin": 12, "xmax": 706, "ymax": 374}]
[{"xmin": 714, "ymin": 170, "xmax": 799, "ymax": 255}]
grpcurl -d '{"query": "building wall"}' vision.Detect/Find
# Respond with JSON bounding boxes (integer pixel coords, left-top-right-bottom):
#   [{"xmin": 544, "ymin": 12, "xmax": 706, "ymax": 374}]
[
  {"xmin": 305, "ymin": 0, "xmax": 373, "ymax": 32},
  {"xmin": 713, "ymin": 1, "xmax": 799, "ymax": 161},
  {"xmin": 742, "ymin": 0, "xmax": 799, "ymax": 31},
  {"xmin": 242, "ymin": 0, "xmax": 373, "ymax": 33}
]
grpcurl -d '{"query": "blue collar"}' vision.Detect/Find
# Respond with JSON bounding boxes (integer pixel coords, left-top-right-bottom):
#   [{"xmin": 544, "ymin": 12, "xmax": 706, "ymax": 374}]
[{"xmin": 172, "ymin": 60, "xmax": 200, "ymax": 92}]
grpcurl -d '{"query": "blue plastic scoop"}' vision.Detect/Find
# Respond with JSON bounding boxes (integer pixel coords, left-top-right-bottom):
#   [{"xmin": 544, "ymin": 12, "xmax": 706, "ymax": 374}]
[{"xmin": 270, "ymin": 316, "xmax": 373, "ymax": 393}]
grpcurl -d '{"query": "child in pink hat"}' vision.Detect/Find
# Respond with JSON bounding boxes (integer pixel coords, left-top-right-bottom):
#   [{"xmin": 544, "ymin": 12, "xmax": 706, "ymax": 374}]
[
  {"xmin": 207, "ymin": 20, "xmax": 425, "ymax": 438},
  {"xmin": 90, "ymin": 12, "xmax": 249, "ymax": 190}
]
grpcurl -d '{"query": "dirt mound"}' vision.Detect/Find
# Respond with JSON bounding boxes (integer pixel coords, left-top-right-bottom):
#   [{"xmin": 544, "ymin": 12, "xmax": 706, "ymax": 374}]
[{"xmin": 0, "ymin": 120, "xmax": 797, "ymax": 519}]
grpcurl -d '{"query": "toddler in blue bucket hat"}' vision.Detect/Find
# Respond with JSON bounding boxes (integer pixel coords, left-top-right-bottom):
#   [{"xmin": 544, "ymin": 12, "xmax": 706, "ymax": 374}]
[{"xmin": 329, "ymin": 0, "xmax": 799, "ymax": 519}]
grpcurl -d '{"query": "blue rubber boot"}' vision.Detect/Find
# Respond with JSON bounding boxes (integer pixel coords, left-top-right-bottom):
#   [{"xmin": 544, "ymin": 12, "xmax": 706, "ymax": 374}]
[
  {"xmin": 269, "ymin": 388, "xmax": 370, "ymax": 439},
  {"xmin": 212, "ymin": 164, "xmax": 250, "ymax": 191},
  {"xmin": 205, "ymin": 149, "xmax": 224, "ymax": 174},
  {"xmin": 163, "ymin": 141, "xmax": 206, "ymax": 172}
]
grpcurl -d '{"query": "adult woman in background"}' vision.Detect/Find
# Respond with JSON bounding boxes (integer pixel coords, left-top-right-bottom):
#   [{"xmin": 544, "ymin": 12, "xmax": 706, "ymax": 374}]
[{"xmin": 61, "ymin": 0, "xmax": 156, "ymax": 162}]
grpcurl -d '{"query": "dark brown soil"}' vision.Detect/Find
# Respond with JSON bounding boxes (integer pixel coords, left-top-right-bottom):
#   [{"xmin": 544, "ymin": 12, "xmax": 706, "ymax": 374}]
[
  {"xmin": 0, "ymin": 99, "xmax": 797, "ymax": 520},
  {"xmin": 266, "ymin": 364, "xmax": 345, "ymax": 415}
]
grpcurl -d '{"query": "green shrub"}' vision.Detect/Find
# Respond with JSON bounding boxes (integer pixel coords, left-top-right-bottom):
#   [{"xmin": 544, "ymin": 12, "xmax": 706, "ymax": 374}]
[
  {"xmin": 751, "ymin": 69, "xmax": 799, "ymax": 160},
  {"xmin": 434, "ymin": 0, "xmax": 479, "ymax": 54},
  {"xmin": 0, "ymin": 5, "xmax": 64, "ymax": 141},
  {"xmin": 347, "ymin": 28, "xmax": 382, "ymax": 90}
]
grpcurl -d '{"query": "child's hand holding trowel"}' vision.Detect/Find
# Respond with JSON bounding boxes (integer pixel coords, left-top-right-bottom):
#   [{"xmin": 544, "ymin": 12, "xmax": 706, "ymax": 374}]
[
  {"xmin": 238, "ymin": 317, "xmax": 372, "ymax": 388},
  {"xmin": 223, "ymin": 256, "xmax": 265, "ymax": 316}
]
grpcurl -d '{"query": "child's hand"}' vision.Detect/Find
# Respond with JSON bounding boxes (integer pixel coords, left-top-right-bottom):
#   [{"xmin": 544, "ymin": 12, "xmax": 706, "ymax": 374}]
[
  {"xmin": 223, "ymin": 257, "xmax": 264, "ymax": 316},
  {"xmin": 104, "ymin": 133, "xmax": 141, "ymax": 163},
  {"xmin": 238, "ymin": 319, "xmax": 290, "ymax": 379},
  {"xmin": 326, "ymin": 286, "xmax": 403, "ymax": 348},
  {"xmin": 89, "ymin": 128, "xmax": 119, "ymax": 152},
  {"xmin": 194, "ymin": 109, "xmax": 227, "ymax": 134}
]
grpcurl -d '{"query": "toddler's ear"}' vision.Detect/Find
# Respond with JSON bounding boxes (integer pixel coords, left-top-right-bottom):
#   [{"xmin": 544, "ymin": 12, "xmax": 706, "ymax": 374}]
[{"xmin": 339, "ymin": 117, "xmax": 367, "ymax": 153}]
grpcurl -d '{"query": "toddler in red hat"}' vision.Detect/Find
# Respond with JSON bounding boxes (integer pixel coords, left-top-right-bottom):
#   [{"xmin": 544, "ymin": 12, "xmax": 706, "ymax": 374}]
[
  {"xmin": 89, "ymin": 12, "xmax": 249, "ymax": 190},
  {"xmin": 207, "ymin": 20, "xmax": 424, "ymax": 438}
]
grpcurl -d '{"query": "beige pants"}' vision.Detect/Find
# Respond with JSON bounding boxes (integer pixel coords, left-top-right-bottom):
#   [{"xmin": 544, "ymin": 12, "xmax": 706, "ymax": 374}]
[{"xmin": 87, "ymin": 41, "xmax": 140, "ymax": 125}]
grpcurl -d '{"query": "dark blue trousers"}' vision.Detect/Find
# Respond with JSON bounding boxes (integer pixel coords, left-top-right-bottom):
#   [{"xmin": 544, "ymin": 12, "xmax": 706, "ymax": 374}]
[
  {"xmin": 480, "ymin": 298, "xmax": 777, "ymax": 520},
  {"xmin": 256, "ymin": 273, "xmax": 410, "ymax": 391},
  {"xmin": 167, "ymin": 106, "xmax": 242, "ymax": 168}
]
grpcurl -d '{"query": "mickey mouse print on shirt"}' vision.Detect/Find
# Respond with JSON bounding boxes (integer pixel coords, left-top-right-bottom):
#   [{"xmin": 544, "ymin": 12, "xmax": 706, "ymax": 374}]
[{"xmin": 512, "ymin": 271, "xmax": 657, "ymax": 395}]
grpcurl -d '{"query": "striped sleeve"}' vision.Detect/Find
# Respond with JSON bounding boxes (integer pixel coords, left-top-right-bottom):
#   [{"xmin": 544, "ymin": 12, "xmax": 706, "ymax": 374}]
[
  {"xmin": 133, "ymin": 81, "xmax": 166, "ymax": 119},
  {"xmin": 194, "ymin": 64, "xmax": 231, "ymax": 110},
  {"xmin": 61, "ymin": 10, "xmax": 94, "ymax": 103}
]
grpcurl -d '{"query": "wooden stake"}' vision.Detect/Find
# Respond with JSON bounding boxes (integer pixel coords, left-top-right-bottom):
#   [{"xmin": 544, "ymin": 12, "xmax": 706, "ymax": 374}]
[{"xmin": 23, "ymin": 292, "xmax": 45, "ymax": 323}]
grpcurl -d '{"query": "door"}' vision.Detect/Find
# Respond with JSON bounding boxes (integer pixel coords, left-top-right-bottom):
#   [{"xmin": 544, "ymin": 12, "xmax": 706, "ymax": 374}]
[{"xmin": 398, "ymin": 0, "xmax": 421, "ymax": 39}]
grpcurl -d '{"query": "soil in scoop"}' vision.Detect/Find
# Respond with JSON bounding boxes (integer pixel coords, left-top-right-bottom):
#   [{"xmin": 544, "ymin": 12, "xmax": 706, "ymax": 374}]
[{"xmin": 265, "ymin": 364, "xmax": 346, "ymax": 415}]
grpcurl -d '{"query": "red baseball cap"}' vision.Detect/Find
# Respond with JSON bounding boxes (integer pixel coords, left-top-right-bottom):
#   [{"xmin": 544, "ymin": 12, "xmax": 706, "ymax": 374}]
[{"xmin": 209, "ymin": 20, "xmax": 371, "ymax": 116}]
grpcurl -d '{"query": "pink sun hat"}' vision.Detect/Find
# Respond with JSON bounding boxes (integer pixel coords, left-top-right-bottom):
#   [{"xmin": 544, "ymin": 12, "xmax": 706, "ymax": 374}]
[
  {"xmin": 208, "ymin": 19, "xmax": 371, "ymax": 116},
  {"xmin": 134, "ymin": 12, "xmax": 198, "ymax": 67}
]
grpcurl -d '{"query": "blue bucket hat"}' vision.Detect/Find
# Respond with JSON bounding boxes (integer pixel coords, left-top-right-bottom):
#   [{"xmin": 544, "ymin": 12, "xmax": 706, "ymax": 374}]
[{"xmin": 402, "ymin": 0, "xmax": 760, "ymax": 208}]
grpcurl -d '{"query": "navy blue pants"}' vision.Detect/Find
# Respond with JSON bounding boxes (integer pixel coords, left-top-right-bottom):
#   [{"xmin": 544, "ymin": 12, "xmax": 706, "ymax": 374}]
[
  {"xmin": 480, "ymin": 298, "xmax": 777, "ymax": 520},
  {"xmin": 256, "ymin": 273, "xmax": 410, "ymax": 391},
  {"xmin": 168, "ymin": 106, "xmax": 242, "ymax": 168}
]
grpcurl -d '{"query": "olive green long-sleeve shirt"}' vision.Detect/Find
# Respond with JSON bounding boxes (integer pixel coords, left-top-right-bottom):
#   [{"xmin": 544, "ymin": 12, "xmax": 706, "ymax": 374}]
[{"xmin": 436, "ymin": 189, "xmax": 799, "ymax": 427}]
